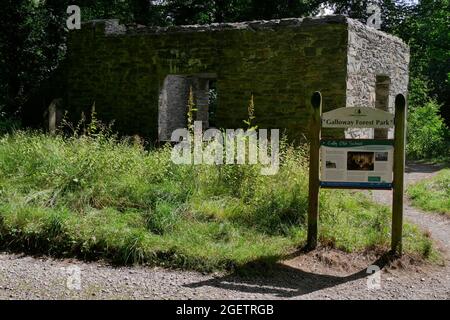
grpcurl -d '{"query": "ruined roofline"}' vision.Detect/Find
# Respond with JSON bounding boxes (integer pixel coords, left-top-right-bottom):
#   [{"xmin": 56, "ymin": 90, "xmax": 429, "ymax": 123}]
[
  {"xmin": 123, "ymin": 15, "xmax": 344, "ymax": 32},
  {"xmin": 81, "ymin": 14, "xmax": 407, "ymax": 47},
  {"xmin": 83, "ymin": 15, "xmax": 347, "ymax": 35},
  {"xmin": 346, "ymin": 18, "xmax": 408, "ymax": 48}
]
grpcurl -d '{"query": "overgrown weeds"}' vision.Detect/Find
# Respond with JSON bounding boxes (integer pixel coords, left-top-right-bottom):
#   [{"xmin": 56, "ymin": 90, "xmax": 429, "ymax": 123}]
[{"xmin": 0, "ymin": 129, "xmax": 438, "ymax": 271}]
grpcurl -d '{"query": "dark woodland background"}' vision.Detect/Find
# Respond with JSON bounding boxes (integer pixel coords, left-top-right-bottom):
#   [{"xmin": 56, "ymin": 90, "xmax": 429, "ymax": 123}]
[{"xmin": 0, "ymin": 0, "xmax": 448, "ymax": 158}]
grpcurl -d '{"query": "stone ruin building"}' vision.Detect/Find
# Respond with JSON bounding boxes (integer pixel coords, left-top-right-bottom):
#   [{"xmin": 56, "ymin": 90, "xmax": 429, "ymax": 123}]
[{"xmin": 48, "ymin": 15, "xmax": 409, "ymax": 142}]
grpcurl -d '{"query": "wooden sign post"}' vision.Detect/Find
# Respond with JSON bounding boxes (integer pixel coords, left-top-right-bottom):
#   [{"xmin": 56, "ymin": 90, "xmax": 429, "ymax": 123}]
[
  {"xmin": 307, "ymin": 92, "xmax": 322, "ymax": 250},
  {"xmin": 307, "ymin": 92, "xmax": 407, "ymax": 255},
  {"xmin": 392, "ymin": 94, "xmax": 406, "ymax": 253}
]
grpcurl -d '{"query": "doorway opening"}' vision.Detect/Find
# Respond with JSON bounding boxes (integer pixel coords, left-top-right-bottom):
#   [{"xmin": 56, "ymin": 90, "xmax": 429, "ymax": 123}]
[{"xmin": 158, "ymin": 74, "xmax": 218, "ymax": 141}]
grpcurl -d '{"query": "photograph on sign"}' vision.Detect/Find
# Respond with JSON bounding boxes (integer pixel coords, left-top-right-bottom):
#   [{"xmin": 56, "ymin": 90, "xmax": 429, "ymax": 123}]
[
  {"xmin": 320, "ymin": 140, "xmax": 394, "ymax": 187},
  {"xmin": 347, "ymin": 151, "xmax": 375, "ymax": 171}
]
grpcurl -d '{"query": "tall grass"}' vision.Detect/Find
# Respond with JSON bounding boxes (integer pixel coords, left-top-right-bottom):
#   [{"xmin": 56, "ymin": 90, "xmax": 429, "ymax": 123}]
[
  {"xmin": 407, "ymin": 169, "xmax": 450, "ymax": 215},
  {"xmin": 0, "ymin": 131, "xmax": 435, "ymax": 271}
]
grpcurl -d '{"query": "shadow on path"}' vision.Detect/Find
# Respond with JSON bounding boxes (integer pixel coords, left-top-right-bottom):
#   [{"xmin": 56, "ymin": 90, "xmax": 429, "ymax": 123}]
[
  {"xmin": 185, "ymin": 252, "xmax": 395, "ymax": 298},
  {"xmin": 405, "ymin": 161, "xmax": 446, "ymax": 174}
]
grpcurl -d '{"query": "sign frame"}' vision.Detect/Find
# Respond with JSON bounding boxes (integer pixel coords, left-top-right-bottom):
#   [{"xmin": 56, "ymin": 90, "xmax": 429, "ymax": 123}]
[
  {"xmin": 307, "ymin": 92, "xmax": 406, "ymax": 255},
  {"xmin": 320, "ymin": 138, "xmax": 395, "ymax": 190}
]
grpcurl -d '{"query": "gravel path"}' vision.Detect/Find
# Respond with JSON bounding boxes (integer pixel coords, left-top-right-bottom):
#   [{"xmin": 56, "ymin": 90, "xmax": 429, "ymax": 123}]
[{"xmin": 0, "ymin": 163, "xmax": 449, "ymax": 300}]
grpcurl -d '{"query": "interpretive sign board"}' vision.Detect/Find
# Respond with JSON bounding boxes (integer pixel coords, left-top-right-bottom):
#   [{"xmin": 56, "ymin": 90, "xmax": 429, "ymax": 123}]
[
  {"xmin": 307, "ymin": 92, "xmax": 407, "ymax": 254},
  {"xmin": 320, "ymin": 140, "xmax": 394, "ymax": 189}
]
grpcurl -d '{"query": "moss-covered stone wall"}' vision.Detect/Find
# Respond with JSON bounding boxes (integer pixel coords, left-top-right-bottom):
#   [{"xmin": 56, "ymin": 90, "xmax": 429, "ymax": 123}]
[
  {"xmin": 65, "ymin": 15, "xmax": 409, "ymax": 143},
  {"xmin": 66, "ymin": 16, "xmax": 350, "ymax": 142}
]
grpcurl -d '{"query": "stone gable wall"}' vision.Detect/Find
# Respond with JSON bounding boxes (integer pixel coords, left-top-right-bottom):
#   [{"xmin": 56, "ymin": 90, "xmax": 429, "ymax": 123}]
[{"xmin": 346, "ymin": 19, "xmax": 410, "ymax": 139}]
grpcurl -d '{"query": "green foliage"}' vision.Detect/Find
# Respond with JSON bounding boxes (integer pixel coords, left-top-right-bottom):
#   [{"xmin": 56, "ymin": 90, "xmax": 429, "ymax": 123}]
[
  {"xmin": 393, "ymin": 0, "xmax": 450, "ymax": 122},
  {"xmin": 0, "ymin": 0, "xmax": 59, "ymax": 116},
  {"xmin": 145, "ymin": 201, "xmax": 182, "ymax": 235},
  {"xmin": 407, "ymin": 169, "xmax": 450, "ymax": 216},
  {"xmin": 407, "ymin": 100, "xmax": 449, "ymax": 159},
  {"xmin": 164, "ymin": 0, "xmax": 321, "ymax": 25},
  {"xmin": 79, "ymin": 0, "xmax": 168, "ymax": 25},
  {"xmin": 243, "ymin": 94, "xmax": 257, "ymax": 131},
  {"xmin": 408, "ymin": 76, "xmax": 432, "ymax": 111},
  {"xmin": 0, "ymin": 131, "xmax": 434, "ymax": 270},
  {"xmin": 187, "ymin": 86, "xmax": 197, "ymax": 133},
  {"xmin": 0, "ymin": 115, "xmax": 20, "ymax": 135}
]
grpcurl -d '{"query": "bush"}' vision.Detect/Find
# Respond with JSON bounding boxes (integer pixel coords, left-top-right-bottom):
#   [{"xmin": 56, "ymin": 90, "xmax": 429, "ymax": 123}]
[
  {"xmin": 0, "ymin": 115, "xmax": 20, "ymax": 135},
  {"xmin": 407, "ymin": 100, "xmax": 449, "ymax": 159},
  {"xmin": 407, "ymin": 169, "xmax": 450, "ymax": 215}
]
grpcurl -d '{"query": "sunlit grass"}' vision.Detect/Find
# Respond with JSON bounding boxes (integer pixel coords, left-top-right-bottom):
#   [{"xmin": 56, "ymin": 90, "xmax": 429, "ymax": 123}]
[
  {"xmin": 407, "ymin": 169, "xmax": 450, "ymax": 216},
  {"xmin": 0, "ymin": 131, "xmax": 436, "ymax": 271}
]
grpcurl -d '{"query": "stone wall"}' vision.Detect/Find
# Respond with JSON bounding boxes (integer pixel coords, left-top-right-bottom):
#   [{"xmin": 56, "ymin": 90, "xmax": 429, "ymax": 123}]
[
  {"xmin": 346, "ymin": 19, "xmax": 410, "ymax": 139},
  {"xmin": 65, "ymin": 15, "xmax": 409, "ymax": 143},
  {"xmin": 66, "ymin": 16, "xmax": 349, "ymax": 142}
]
